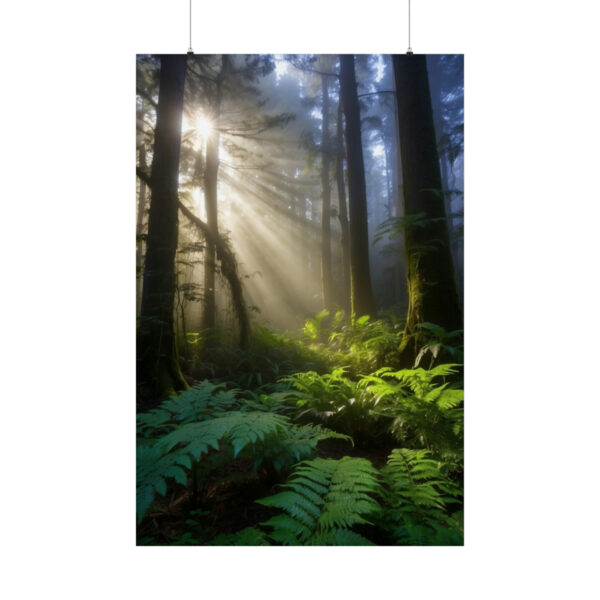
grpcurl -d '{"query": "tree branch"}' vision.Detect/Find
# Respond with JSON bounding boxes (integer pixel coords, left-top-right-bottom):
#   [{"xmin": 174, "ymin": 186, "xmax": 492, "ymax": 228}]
[
  {"xmin": 357, "ymin": 91, "xmax": 395, "ymax": 98},
  {"xmin": 177, "ymin": 201, "xmax": 250, "ymax": 348},
  {"xmin": 136, "ymin": 167, "xmax": 152, "ymax": 187},
  {"xmin": 136, "ymin": 88, "xmax": 158, "ymax": 110}
]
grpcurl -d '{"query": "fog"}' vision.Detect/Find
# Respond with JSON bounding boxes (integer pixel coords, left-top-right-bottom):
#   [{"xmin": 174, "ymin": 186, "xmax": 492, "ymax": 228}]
[{"xmin": 136, "ymin": 54, "xmax": 464, "ymax": 338}]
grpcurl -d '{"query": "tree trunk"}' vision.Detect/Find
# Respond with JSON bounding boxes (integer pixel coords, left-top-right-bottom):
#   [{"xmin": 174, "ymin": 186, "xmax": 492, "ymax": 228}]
[
  {"xmin": 392, "ymin": 54, "xmax": 462, "ymax": 365},
  {"xmin": 320, "ymin": 74, "xmax": 334, "ymax": 311},
  {"xmin": 339, "ymin": 54, "xmax": 376, "ymax": 319},
  {"xmin": 136, "ymin": 143, "xmax": 147, "ymax": 315},
  {"xmin": 137, "ymin": 54, "xmax": 188, "ymax": 409},
  {"xmin": 335, "ymin": 98, "xmax": 351, "ymax": 315}
]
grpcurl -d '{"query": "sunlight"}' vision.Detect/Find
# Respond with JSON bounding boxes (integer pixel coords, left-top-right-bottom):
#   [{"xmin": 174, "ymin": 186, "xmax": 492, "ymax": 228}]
[
  {"xmin": 195, "ymin": 114, "xmax": 213, "ymax": 140},
  {"xmin": 182, "ymin": 112, "xmax": 214, "ymax": 151}
]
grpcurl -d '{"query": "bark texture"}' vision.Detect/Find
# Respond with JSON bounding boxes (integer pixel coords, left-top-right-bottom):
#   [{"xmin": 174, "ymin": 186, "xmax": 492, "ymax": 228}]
[
  {"xmin": 335, "ymin": 98, "xmax": 351, "ymax": 315},
  {"xmin": 393, "ymin": 54, "xmax": 462, "ymax": 364},
  {"xmin": 339, "ymin": 55, "xmax": 376, "ymax": 318},
  {"xmin": 137, "ymin": 55, "xmax": 188, "ymax": 408}
]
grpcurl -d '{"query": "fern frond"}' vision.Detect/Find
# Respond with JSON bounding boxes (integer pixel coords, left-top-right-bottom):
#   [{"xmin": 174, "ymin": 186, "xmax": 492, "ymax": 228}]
[
  {"xmin": 255, "ymin": 423, "xmax": 352, "ymax": 472},
  {"xmin": 156, "ymin": 411, "xmax": 290, "ymax": 460},
  {"xmin": 307, "ymin": 528, "xmax": 375, "ymax": 546},
  {"xmin": 380, "ymin": 448, "xmax": 463, "ymax": 545},
  {"xmin": 208, "ymin": 527, "xmax": 270, "ymax": 546},
  {"xmin": 258, "ymin": 456, "xmax": 381, "ymax": 545},
  {"xmin": 137, "ymin": 380, "xmax": 240, "ymax": 437},
  {"xmin": 136, "ymin": 445, "xmax": 191, "ymax": 523}
]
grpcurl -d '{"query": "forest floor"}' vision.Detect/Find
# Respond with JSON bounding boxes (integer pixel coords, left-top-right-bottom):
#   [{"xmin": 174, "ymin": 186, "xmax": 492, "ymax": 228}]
[
  {"xmin": 137, "ymin": 437, "xmax": 392, "ymax": 545},
  {"xmin": 136, "ymin": 316, "xmax": 464, "ymax": 545}
]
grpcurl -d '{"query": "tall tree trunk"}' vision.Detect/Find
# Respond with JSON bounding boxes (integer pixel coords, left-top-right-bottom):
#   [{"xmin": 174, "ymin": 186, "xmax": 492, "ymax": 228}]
[
  {"xmin": 320, "ymin": 74, "xmax": 334, "ymax": 311},
  {"xmin": 427, "ymin": 57, "xmax": 454, "ymax": 225},
  {"xmin": 390, "ymin": 93, "xmax": 406, "ymax": 308},
  {"xmin": 339, "ymin": 54, "xmax": 376, "ymax": 318},
  {"xmin": 335, "ymin": 98, "xmax": 351, "ymax": 315},
  {"xmin": 137, "ymin": 54, "xmax": 188, "ymax": 408},
  {"xmin": 393, "ymin": 54, "xmax": 462, "ymax": 364},
  {"xmin": 202, "ymin": 131, "xmax": 219, "ymax": 332},
  {"xmin": 136, "ymin": 143, "xmax": 147, "ymax": 315}
]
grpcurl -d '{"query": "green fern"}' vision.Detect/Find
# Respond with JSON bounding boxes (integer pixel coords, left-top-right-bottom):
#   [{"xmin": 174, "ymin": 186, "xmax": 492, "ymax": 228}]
[
  {"xmin": 157, "ymin": 411, "xmax": 290, "ymax": 459},
  {"xmin": 359, "ymin": 365, "xmax": 463, "ymax": 456},
  {"xmin": 362, "ymin": 364, "xmax": 459, "ymax": 400},
  {"xmin": 282, "ymin": 369, "xmax": 388, "ymax": 440},
  {"xmin": 257, "ymin": 457, "xmax": 381, "ymax": 545},
  {"xmin": 137, "ymin": 411, "xmax": 349, "ymax": 524},
  {"xmin": 255, "ymin": 424, "xmax": 352, "ymax": 472},
  {"xmin": 240, "ymin": 388, "xmax": 310, "ymax": 415},
  {"xmin": 136, "ymin": 444, "xmax": 192, "ymax": 523},
  {"xmin": 208, "ymin": 527, "xmax": 270, "ymax": 546},
  {"xmin": 380, "ymin": 449, "xmax": 463, "ymax": 545},
  {"xmin": 137, "ymin": 381, "xmax": 239, "ymax": 438}
]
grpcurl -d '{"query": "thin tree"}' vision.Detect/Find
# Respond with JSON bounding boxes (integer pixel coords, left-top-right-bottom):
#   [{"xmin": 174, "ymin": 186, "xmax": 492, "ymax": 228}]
[
  {"xmin": 201, "ymin": 56, "xmax": 230, "ymax": 332},
  {"xmin": 136, "ymin": 142, "xmax": 147, "ymax": 314},
  {"xmin": 339, "ymin": 54, "xmax": 376, "ymax": 318},
  {"xmin": 137, "ymin": 54, "xmax": 188, "ymax": 408},
  {"xmin": 392, "ymin": 54, "xmax": 462, "ymax": 363},
  {"xmin": 334, "ymin": 98, "xmax": 351, "ymax": 314},
  {"xmin": 320, "ymin": 73, "xmax": 334, "ymax": 310}
]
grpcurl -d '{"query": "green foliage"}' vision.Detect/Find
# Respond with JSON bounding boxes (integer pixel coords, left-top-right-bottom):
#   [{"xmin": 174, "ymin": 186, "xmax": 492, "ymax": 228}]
[
  {"xmin": 157, "ymin": 411, "xmax": 290, "ymax": 460},
  {"xmin": 186, "ymin": 326, "xmax": 322, "ymax": 388},
  {"xmin": 137, "ymin": 312, "xmax": 464, "ymax": 544},
  {"xmin": 360, "ymin": 364, "xmax": 463, "ymax": 458},
  {"xmin": 413, "ymin": 322, "xmax": 464, "ymax": 368},
  {"xmin": 255, "ymin": 423, "xmax": 352, "ymax": 472},
  {"xmin": 238, "ymin": 386, "xmax": 307, "ymax": 415},
  {"xmin": 137, "ymin": 393, "xmax": 351, "ymax": 523},
  {"xmin": 302, "ymin": 309, "xmax": 331, "ymax": 342},
  {"xmin": 208, "ymin": 527, "xmax": 270, "ymax": 546},
  {"xmin": 282, "ymin": 368, "xmax": 388, "ymax": 441},
  {"xmin": 136, "ymin": 380, "xmax": 240, "ymax": 438},
  {"xmin": 300, "ymin": 310, "xmax": 405, "ymax": 376},
  {"xmin": 282, "ymin": 362, "xmax": 462, "ymax": 453},
  {"xmin": 136, "ymin": 445, "xmax": 192, "ymax": 524},
  {"xmin": 257, "ymin": 450, "xmax": 462, "ymax": 545},
  {"xmin": 257, "ymin": 457, "xmax": 381, "ymax": 545},
  {"xmin": 379, "ymin": 449, "xmax": 463, "ymax": 545}
]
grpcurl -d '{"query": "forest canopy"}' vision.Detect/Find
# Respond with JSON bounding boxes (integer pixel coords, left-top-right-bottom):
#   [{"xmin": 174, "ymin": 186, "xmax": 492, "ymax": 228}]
[{"xmin": 136, "ymin": 53, "xmax": 464, "ymax": 546}]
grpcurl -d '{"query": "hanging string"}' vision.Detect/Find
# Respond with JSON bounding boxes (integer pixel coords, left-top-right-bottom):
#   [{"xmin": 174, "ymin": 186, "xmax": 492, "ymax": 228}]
[
  {"xmin": 187, "ymin": 0, "xmax": 193, "ymax": 54},
  {"xmin": 407, "ymin": 0, "xmax": 413, "ymax": 54}
]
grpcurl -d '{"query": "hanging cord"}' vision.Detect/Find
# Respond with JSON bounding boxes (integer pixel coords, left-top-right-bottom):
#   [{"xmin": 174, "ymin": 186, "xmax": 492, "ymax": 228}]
[
  {"xmin": 187, "ymin": 0, "xmax": 194, "ymax": 54},
  {"xmin": 407, "ymin": 0, "xmax": 413, "ymax": 54}
]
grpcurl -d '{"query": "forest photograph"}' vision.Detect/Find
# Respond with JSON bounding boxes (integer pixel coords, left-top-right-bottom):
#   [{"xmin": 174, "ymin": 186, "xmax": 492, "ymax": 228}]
[{"xmin": 136, "ymin": 53, "xmax": 464, "ymax": 546}]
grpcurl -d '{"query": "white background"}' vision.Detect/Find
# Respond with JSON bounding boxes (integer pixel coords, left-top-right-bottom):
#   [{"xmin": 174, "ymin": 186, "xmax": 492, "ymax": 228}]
[{"xmin": 1, "ymin": 0, "xmax": 599, "ymax": 597}]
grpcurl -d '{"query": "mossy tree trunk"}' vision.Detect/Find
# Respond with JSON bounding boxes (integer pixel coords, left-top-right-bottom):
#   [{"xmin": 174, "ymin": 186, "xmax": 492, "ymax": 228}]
[
  {"xmin": 339, "ymin": 54, "xmax": 376, "ymax": 319},
  {"xmin": 137, "ymin": 54, "xmax": 188, "ymax": 409},
  {"xmin": 393, "ymin": 54, "xmax": 462, "ymax": 365}
]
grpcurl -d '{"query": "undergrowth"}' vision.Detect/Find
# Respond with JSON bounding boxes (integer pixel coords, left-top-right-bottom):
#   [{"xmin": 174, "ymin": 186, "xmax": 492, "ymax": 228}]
[{"xmin": 137, "ymin": 314, "xmax": 464, "ymax": 545}]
